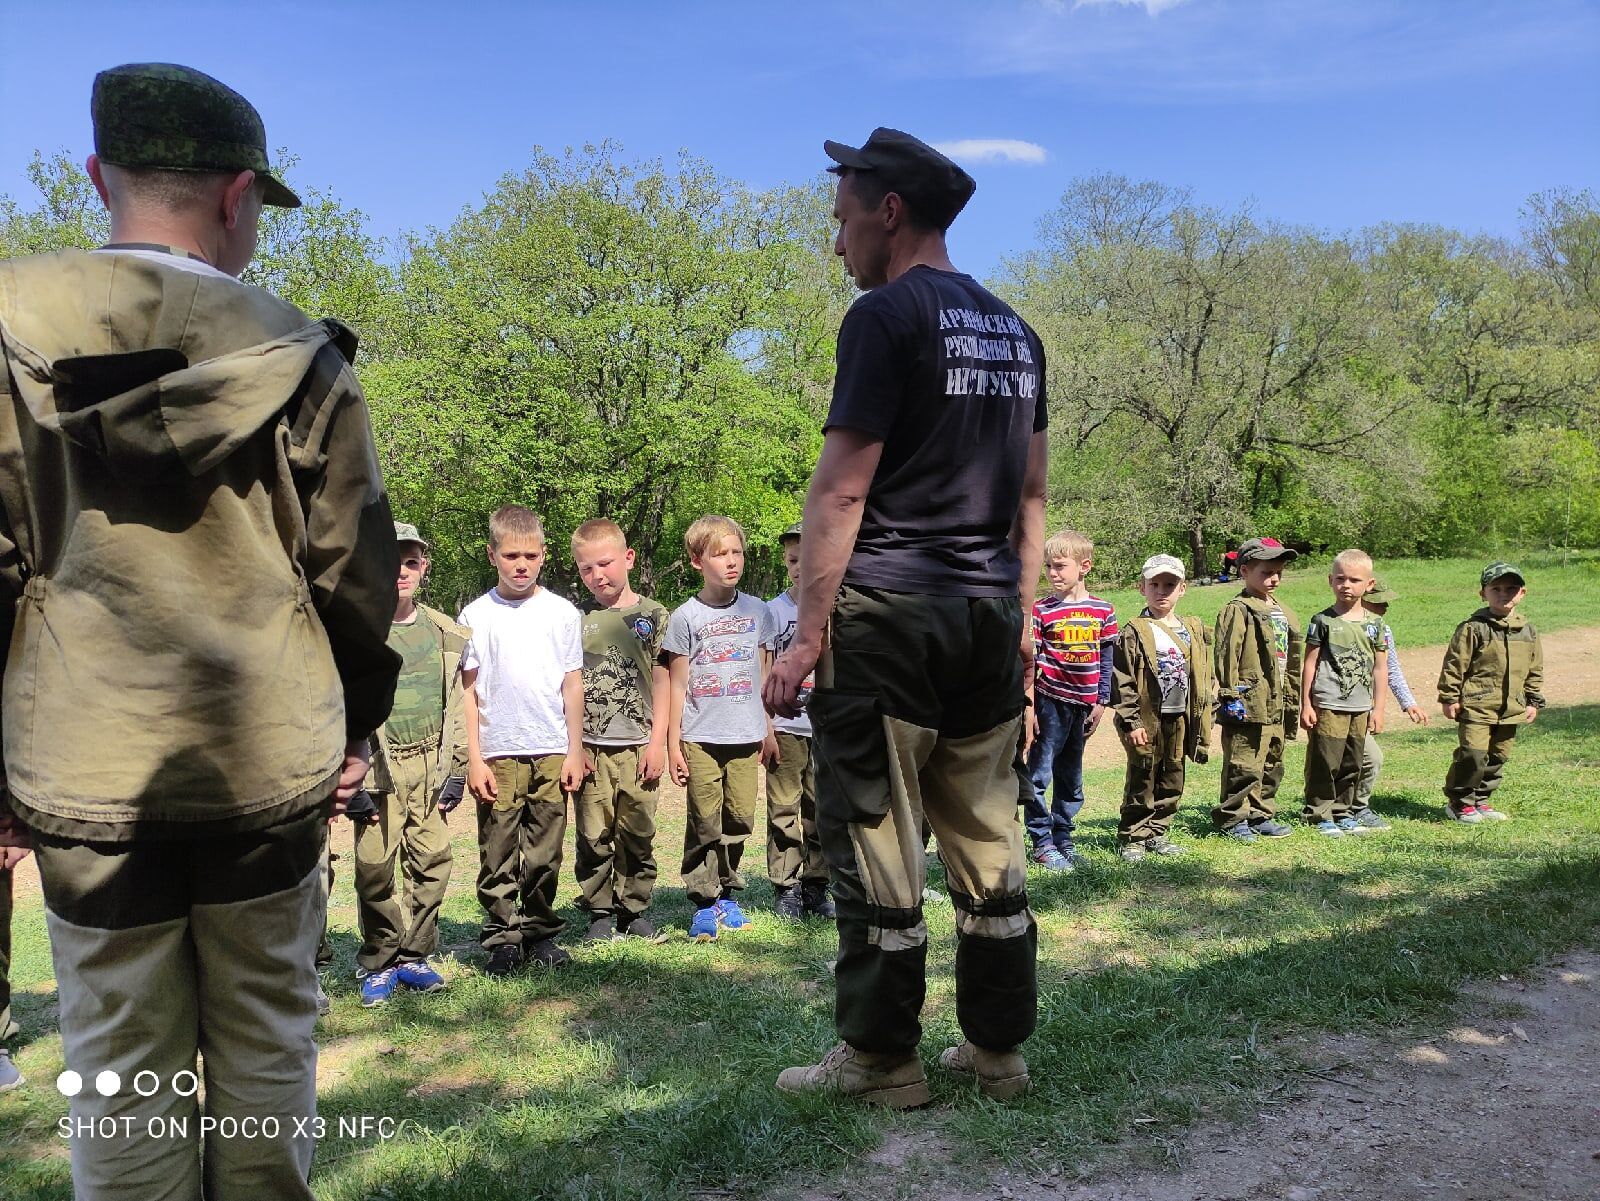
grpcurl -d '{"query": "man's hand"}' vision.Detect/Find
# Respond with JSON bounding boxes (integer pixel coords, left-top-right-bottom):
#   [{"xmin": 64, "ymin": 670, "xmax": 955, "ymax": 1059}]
[
  {"xmin": 669, "ymin": 744, "xmax": 690, "ymax": 787},
  {"xmin": 560, "ymin": 752, "xmax": 586, "ymax": 794},
  {"xmin": 1, "ymin": 844, "xmax": 30, "ymax": 869},
  {"xmin": 1442, "ymin": 702, "xmax": 1460, "ymax": 721},
  {"xmin": 1300, "ymin": 703, "xmax": 1319, "ymax": 732},
  {"xmin": 468, "ymin": 758, "xmax": 497, "ymax": 804},
  {"xmin": 764, "ymin": 639, "xmax": 822, "ymax": 720},
  {"xmin": 761, "ymin": 733, "xmax": 781, "ymax": 768},
  {"xmin": 1128, "ymin": 727, "xmax": 1151, "ymax": 749},
  {"xmin": 343, "ymin": 789, "xmax": 380, "ymax": 824},
  {"xmin": 1404, "ymin": 705, "xmax": 1429, "ymax": 725},
  {"xmin": 332, "ymin": 740, "xmax": 371, "ymax": 812},
  {"xmin": 436, "ymin": 775, "xmax": 466, "ymax": 815},
  {"xmin": 1087, "ymin": 704, "xmax": 1106, "ymax": 736},
  {"xmin": 1525, "ymin": 704, "xmax": 1539, "ymax": 724},
  {"xmin": 639, "ymin": 742, "xmax": 666, "ymax": 783}
]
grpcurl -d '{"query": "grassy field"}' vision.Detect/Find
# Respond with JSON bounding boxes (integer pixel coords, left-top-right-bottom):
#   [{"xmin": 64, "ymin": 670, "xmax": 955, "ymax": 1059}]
[{"xmin": 2, "ymin": 556, "xmax": 1598, "ymax": 1200}]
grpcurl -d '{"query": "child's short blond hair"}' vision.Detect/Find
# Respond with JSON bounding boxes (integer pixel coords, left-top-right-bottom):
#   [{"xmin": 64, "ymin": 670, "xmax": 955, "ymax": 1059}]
[
  {"xmin": 1331, "ymin": 548, "xmax": 1373, "ymax": 577},
  {"xmin": 1044, "ymin": 529, "xmax": 1093, "ymax": 564},
  {"xmin": 571, "ymin": 518, "xmax": 628, "ymax": 554},
  {"xmin": 488, "ymin": 505, "xmax": 545, "ymax": 549},
  {"xmin": 684, "ymin": 514, "xmax": 745, "ymax": 561}
]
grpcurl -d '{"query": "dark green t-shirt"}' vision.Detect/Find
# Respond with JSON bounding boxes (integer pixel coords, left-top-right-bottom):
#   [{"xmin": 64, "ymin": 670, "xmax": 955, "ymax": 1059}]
[
  {"xmin": 386, "ymin": 616, "xmax": 444, "ymax": 746},
  {"xmin": 580, "ymin": 597, "xmax": 669, "ymax": 745}
]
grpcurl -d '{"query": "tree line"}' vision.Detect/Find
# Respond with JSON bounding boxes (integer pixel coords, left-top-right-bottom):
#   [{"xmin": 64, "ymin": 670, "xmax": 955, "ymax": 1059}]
[{"xmin": 3, "ymin": 148, "xmax": 1594, "ymax": 605}]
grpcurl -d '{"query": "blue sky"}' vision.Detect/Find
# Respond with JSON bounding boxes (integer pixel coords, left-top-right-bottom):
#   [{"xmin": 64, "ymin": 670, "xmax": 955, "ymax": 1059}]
[{"xmin": 1, "ymin": 0, "xmax": 1595, "ymax": 278}]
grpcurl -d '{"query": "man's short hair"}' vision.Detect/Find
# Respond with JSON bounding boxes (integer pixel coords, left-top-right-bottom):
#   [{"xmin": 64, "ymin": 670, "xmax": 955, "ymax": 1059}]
[
  {"xmin": 488, "ymin": 505, "xmax": 545, "ymax": 549},
  {"xmin": 1331, "ymin": 548, "xmax": 1373, "ymax": 577},
  {"xmin": 836, "ymin": 167, "xmax": 950, "ymax": 234},
  {"xmin": 1044, "ymin": 529, "xmax": 1094, "ymax": 564},
  {"xmin": 104, "ymin": 162, "xmax": 248, "ymax": 212},
  {"xmin": 572, "ymin": 518, "xmax": 628, "ymax": 553},
  {"xmin": 684, "ymin": 514, "xmax": 745, "ymax": 561}
]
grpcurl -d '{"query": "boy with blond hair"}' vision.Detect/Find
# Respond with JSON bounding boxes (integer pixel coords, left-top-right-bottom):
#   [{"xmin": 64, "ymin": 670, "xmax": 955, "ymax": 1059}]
[
  {"xmin": 1025, "ymin": 529, "xmax": 1117, "ymax": 869},
  {"xmin": 571, "ymin": 519, "xmax": 671, "ymax": 941},
  {"xmin": 1437, "ymin": 563, "xmax": 1545, "ymax": 822},
  {"xmin": 665, "ymin": 515, "xmax": 778, "ymax": 941},
  {"xmin": 460, "ymin": 505, "xmax": 586, "ymax": 974},
  {"xmin": 1300, "ymin": 549, "xmax": 1389, "ymax": 837}
]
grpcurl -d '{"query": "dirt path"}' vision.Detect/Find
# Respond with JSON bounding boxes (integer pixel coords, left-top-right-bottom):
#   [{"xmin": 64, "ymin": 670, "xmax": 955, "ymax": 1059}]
[{"xmin": 884, "ymin": 951, "xmax": 1600, "ymax": 1201}]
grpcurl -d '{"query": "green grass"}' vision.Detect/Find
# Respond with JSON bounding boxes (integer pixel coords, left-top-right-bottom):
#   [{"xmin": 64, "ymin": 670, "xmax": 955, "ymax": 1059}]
[
  {"xmin": 1093, "ymin": 550, "xmax": 1600, "ymax": 646},
  {"xmin": 2, "ymin": 560, "xmax": 1599, "ymax": 1200}
]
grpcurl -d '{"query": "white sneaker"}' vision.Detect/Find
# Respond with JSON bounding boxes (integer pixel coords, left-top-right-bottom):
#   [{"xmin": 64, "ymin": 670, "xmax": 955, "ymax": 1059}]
[{"xmin": 0, "ymin": 1048, "xmax": 23, "ymax": 1092}]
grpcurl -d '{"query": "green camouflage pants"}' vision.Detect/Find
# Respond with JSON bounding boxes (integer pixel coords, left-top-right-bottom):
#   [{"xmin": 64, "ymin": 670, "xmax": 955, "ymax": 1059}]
[
  {"xmin": 0, "ymin": 865, "xmax": 16, "ymax": 1044},
  {"xmin": 765, "ymin": 732, "xmax": 827, "ymax": 891},
  {"xmin": 1214, "ymin": 721, "xmax": 1287, "ymax": 829},
  {"xmin": 1357, "ymin": 731, "xmax": 1383, "ymax": 807},
  {"xmin": 476, "ymin": 754, "xmax": 568, "ymax": 948},
  {"xmin": 1303, "ymin": 710, "xmax": 1370, "ymax": 824},
  {"xmin": 1117, "ymin": 713, "xmax": 1189, "ymax": 844},
  {"xmin": 680, "ymin": 741, "xmax": 760, "ymax": 909},
  {"xmin": 32, "ymin": 805, "xmax": 326, "ymax": 1201},
  {"xmin": 354, "ymin": 743, "xmax": 453, "ymax": 971},
  {"xmin": 575, "ymin": 744, "xmax": 660, "ymax": 919},
  {"xmin": 1444, "ymin": 721, "xmax": 1519, "ymax": 811},
  {"xmin": 812, "ymin": 584, "xmax": 1036, "ymax": 1057}
]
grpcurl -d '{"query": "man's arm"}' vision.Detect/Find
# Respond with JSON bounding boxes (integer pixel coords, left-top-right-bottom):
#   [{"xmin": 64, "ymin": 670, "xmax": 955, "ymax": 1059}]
[
  {"xmin": 1010, "ymin": 429, "xmax": 1049, "ymax": 619},
  {"xmin": 763, "ymin": 427, "xmax": 884, "ymax": 718}
]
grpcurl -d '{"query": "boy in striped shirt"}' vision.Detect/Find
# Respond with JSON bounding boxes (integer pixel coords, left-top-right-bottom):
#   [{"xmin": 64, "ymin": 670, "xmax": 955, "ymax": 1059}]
[{"xmin": 1025, "ymin": 530, "xmax": 1118, "ymax": 869}]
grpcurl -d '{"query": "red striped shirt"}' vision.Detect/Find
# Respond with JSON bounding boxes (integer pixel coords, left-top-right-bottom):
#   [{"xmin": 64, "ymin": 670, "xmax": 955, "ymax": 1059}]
[{"xmin": 1033, "ymin": 594, "xmax": 1118, "ymax": 705}]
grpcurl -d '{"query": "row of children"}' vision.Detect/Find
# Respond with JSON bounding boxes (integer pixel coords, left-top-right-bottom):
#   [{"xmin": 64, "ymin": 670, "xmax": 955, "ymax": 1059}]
[
  {"xmin": 1025, "ymin": 532, "xmax": 1547, "ymax": 867},
  {"xmin": 341, "ymin": 507, "xmax": 829, "ymax": 1006}
]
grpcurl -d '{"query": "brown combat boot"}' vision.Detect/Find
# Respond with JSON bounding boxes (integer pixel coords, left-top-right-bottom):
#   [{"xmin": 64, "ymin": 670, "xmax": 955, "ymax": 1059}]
[
  {"xmin": 776, "ymin": 1042, "xmax": 931, "ymax": 1108},
  {"xmin": 939, "ymin": 1040, "xmax": 1030, "ymax": 1100}
]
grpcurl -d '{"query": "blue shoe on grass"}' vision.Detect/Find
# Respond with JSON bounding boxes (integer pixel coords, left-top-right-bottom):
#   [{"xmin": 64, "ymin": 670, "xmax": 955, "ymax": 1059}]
[
  {"xmin": 1251, "ymin": 819, "xmax": 1292, "ymax": 838},
  {"xmin": 1314, "ymin": 820, "xmax": 1345, "ymax": 838},
  {"xmin": 1031, "ymin": 845, "xmax": 1074, "ymax": 871},
  {"xmin": 395, "ymin": 961, "xmax": 446, "ymax": 992},
  {"xmin": 360, "ymin": 966, "xmax": 397, "ymax": 1007},
  {"xmin": 715, "ymin": 897, "xmax": 749, "ymax": 930},
  {"xmin": 1222, "ymin": 823, "xmax": 1259, "ymax": 843},
  {"xmin": 689, "ymin": 906, "xmax": 721, "ymax": 942}
]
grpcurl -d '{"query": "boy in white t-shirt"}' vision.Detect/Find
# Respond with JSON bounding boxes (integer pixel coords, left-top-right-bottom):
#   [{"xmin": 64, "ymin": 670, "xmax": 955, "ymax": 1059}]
[
  {"xmin": 460, "ymin": 506, "xmax": 586, "ymax": 976},
  {"xmin": 764, "ymin": 522, "xmax": 833, "ymax": 920}
]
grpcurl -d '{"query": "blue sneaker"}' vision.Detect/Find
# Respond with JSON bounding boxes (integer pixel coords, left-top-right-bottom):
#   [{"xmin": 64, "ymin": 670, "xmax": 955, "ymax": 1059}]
[
  {"xmin": 689, "ymin": 906, "xmax": 720, "ymax": 942},
  {"xmin": 1336, "ymin": 816, "xmax": 1373, "ymax": 836},
  {"xmin": 1251, "ymin": 819, "xmax": 1293, "ymax": 838},
  {"xmin": 715, "ymin": 897, "xmax": 750, "ymax": 930},
  {"xmin": 395, "ymin": 961, "xmax": 446, "ymax": 992},
  {"xmin": 1350, "ymin": 808, "xmax": 1391, "ymax": 832},
  {"xmin": 1031, "ymin": 845, "xmax": 1073, "ymax": 871},
  {"xmin": 360, "ymin": 966, "xmax": 397, "ymax": 1007},
  {"xmin": 1222, "ymin": 823, "xmax": 1259, "ymax": 843},
  {"xmin": 1314, "ymin": 820, "xmax": 1345, "ymax": 838}
]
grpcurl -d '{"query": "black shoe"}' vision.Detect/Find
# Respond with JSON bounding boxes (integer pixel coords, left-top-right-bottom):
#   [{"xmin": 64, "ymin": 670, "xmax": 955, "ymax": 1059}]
[
  {"xmin": 801, "ymin": 882, "xmax": 837, "ymax": 919},
  {"xmin": 585, "ymin": 914, "xmax": 616, "ymax": 942},
  {"xmin": 484, "ymin": 944, "xmax": 522, "ymax": 977},
  {"xmin": 619, "ymin": 914, "xmax": 669, "ymax": 943},
  {"xmin": 774, "ymin": 885, "xmax": 805, "ymax": 920},
  {"xmin": 524, "ymin": 938, "xmax": 572, "ymax": 968}
]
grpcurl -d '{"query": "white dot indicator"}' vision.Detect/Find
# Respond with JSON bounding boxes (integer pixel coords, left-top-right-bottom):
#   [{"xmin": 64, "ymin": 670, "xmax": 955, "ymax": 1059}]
[
  {"xmin": 56, "ymin": 1070, "xmax": 83, "ymax": 1097},
  {"xmin": 95, "ymin": 1070, "xmax": 121, "ymax": 1097}
]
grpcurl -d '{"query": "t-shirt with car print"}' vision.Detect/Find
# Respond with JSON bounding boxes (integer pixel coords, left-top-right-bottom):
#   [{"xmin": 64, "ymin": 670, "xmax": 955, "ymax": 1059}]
[{"xmin": 664, "ymin": 592, "xmax": 778, "ymax": 745}]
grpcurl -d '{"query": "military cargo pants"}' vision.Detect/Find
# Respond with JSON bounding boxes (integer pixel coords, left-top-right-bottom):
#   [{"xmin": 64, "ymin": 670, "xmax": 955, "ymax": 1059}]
[
  {"xmin": 680, "ymin": 741, "xmax": 760, "ymax": 908},
  {"xmin": 0, "ymin": 865, "xmax": 16, "ymax": 1044},
  {"xmin": 575, "ymin": 744, "xmax": 660, "ymax": 919},
  {"xmin": 1303, "ymin": 710, "xmax": 1369, "ymax": 823},
  {"xmin": 354, "ymin": 743, "xmax": 453, "ymax": 971},
  {"xmin": 812, "ymin": 584, "xmax": 1037, "ymax": 1057},
  {"xmin": 765, "ymin": 732, "xmax": 827, "ymax": 891},
  {"xmin": 1213, "ymin": 721, "xmax": 1287, "ymax": 829},
  {"xmin": 1356, "ymin": 732, "xmax": 1383, "ymax": 808},
  {"xmin": 1117, "ymin": 714, "xmax": 1189, "ymax": 844},
  {"xmin": 1444, "ymin": 721, "xmax": 1519, "ymax": 811},
  {"xmin": 32, "ymin": 806, "xmax": 326, "ymax": 1201},
  {"xmin": 477, "ymin": 754, "xmax": 568, "ymax": 948}
]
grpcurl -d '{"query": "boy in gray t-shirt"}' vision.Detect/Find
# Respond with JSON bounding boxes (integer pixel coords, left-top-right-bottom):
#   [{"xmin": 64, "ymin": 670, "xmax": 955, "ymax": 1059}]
[{"xmin": 665, "ymin": 516, "xmax": 779, "ymax": 941}]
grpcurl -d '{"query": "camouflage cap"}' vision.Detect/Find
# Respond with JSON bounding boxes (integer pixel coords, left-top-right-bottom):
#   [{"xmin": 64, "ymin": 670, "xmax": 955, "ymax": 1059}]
[
  {"xmin": 1480, "ymin": 561, "xmax": 1524, "ymax": 588},
  {"xmin": 1366, "ymin": 578, "xmax": 1399, "ymax": 604},
  {"xmin": 1236, "ymin": 536, "xmax": 1298, "ymax": 564},
  {"xmin": 779, "ymin": 520, "xmax": 804, "ymax": 543},
  {"xmin": 91, "ymin": 63, "xmax": 300, "ymax": 208},
  {"xmin": 394, "ymin": 521, "xmax": 429, "ymax": 551}
]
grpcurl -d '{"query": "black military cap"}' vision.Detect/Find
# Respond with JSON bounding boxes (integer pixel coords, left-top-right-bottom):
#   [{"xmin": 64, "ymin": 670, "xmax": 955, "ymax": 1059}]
[
  {"xmin": 92, "ymin": 63, "xmax": 300, "ymax": 208},
  {"xmin": 823, "ymin": 127, "xmax": 976, "ymax": 229}
]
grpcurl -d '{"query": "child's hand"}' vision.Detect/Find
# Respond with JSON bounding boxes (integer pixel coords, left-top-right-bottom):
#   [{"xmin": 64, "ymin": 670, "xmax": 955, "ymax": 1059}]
[
  {"xmin": 1441, "ymin": 702, "xmax": 1460, "ymax": 720},
  {"xmin": 468, "ymin": 759, "xmax": 497, "ymax": 804},
  {"xmin": 1405, "ymin": 705, "xmax": 1429, "ymax": 725},
  {"xmin": 761, "ymin": 734, "xmax": 781, "ymax": 768},
  {"xmin": 670, "ymin": 745, "xmax": 690, "ymax": 786},
  {"xmin": 1128, "ymin": 727, "xmax": 1151, "ymax": 749},
  {"xmin": 560, "ymin": 753, "xmax": 586, "ymax": 793},
  {"xmin": 582, "ymin": 749, "xmax": 596, "ymax": 779},
  {"xmin": 1370, "ymin": 710, "xmax": 1384, "ymax": 735},
  {"xmin": 1087, "ymin": 704, "xmax": 1106, "ymax": 735},
  {"xmin": 1524, "ymin": 704, "xmax": 1538, "ymax": 724},
  {"xmin": 1300, "ymin": 704, "xmax": 1319, "ymax": 732},
  {"xmin": 639, "ymin": 743, "xmax": 666, "ymax": 783}
]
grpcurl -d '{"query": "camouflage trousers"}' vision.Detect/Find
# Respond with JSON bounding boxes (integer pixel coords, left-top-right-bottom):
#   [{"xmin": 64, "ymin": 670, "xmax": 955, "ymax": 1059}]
[
  {"xmin": 1303, "ymin": 710, "xmax": 1370, "ymax": 824},
  {"xmin": 32, "ymin": 805, "xmax": 326, "ymax": 1201},
  {"xmin": 477, "ymin": 755, "xmax": 568, "ymax": 948},
  {"xmin": 680, "ymin": 741, "xmax": 760, "ymax": 909},
  {"xmin": 575, "ymin": 744, "xmax": 660, "ymax": 920},
  {"xmin": 1117, "ymin": 713, "xmax": 1189, "ymax": 844},
  {"xmin": 1214, "ymin": 721, "xmax": 1288, "ymax": 829},
  {"xmin": 354, "ymin": 743, "xmax": 453, "ymax": 971},
  {"xmin": 812, "ymin": 584, "xmax": 1037, "ymax": 1057},
  {"xmin": 1444, "ymin": 721, "xmax": 1519, "ymax": 811},
  {"xmin": 765, "ymin": 732, "xmax": 827, "ymax": 891},
  {"xmin": 0, "ymin": 865, "xmax": 16, "ymax": 1044}
]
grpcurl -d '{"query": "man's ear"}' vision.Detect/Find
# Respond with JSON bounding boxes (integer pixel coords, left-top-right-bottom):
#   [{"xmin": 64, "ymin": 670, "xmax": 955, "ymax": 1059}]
[
  {"xmin": 221, "ymin": 169, "xmax": 258, "ymax": 230},
  {"xmin": 86, "ymin": 155, "xmax": 112, "ymax": 208}
]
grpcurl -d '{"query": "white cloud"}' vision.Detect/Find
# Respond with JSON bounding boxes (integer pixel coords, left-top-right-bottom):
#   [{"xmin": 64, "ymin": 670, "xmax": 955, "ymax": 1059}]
[
  {"xmin": 934, "ymin": 139, "xmax": 1049, "ymax": 166},
  {"xmin": 1067, "ymin": 0, "xmax": 1190, "ymax": 13}
]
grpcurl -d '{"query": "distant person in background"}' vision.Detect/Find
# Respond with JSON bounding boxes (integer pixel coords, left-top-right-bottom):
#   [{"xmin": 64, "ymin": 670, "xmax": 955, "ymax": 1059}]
[
  {"xmin": 1354, "ymin": 579, "xmax": 1429, "ymax": 810},
  {"xmin": 0, "ymin": 62, "xmax": 398, "ymax": 1198}
]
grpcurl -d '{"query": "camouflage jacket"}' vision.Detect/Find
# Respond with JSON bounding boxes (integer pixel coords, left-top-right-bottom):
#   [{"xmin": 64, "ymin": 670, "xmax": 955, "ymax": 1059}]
[
  {"xmin": 365, "ymin": 603, "xmax": 470, "ymax": 797},
  {"xmin": 1437, "ymin": 608, "xmax": 1546, "ymax": 725},
  {"xmin": 1213, "ymin": 592, "xmax": 1303, "ymax": 735},
  {"xmin": 1110, "ymin": 613, "xmax": 1215, "ymax": 764},
  {"xmin": 0, "ymin": 249, "xmax": 399, "ymax": 839}
]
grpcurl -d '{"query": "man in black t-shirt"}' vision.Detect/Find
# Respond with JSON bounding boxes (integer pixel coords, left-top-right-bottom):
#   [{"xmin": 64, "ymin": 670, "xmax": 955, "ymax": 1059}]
[{"xmin": 764, "ymin": 127, "xmax": 1048, "ymax": 1107}]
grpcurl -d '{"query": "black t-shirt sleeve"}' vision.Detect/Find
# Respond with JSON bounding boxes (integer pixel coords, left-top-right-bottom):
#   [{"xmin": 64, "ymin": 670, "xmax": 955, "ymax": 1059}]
[
  {"xmin": 825, "ymin": 296, "xmax": 915, "ymax": 440},
  {"xmin": 1032, "ymin": 335, "xmax": 1049, "ymax": 432}
]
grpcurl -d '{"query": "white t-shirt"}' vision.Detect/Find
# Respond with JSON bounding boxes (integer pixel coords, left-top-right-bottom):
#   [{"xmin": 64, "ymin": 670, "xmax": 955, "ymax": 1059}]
[
  {"xmin": 459, "ymin": 587, "xmax": 583, "ymax": 758},
  {"xmin": 765, "ymin": 590, "xmax": 813, "ymax": 738}
]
